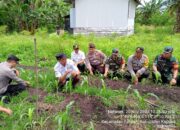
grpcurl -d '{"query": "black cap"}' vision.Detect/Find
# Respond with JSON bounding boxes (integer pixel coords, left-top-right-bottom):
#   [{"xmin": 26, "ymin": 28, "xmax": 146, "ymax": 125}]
[
  {"xmin": 164, "ymin": 46, "xmax": 173, "ymax": 53},
  {"xmin": 55, "ymin": 53, "xmax": 67, "ymax": 60},
  {"xmin": 7, "ymin": 55, "xmax": 20, "ymax": 63},
  {"xmin": 136, "ymin": 47, "xmax": 144, "ymax": 52},
  {"xmin": 112, "ymin": 48, "xmax": 119, "ymax": 53}
]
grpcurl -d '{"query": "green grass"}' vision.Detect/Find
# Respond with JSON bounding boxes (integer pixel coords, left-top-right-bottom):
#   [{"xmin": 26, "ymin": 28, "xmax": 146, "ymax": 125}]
[
  {"xmin": 0, "ymin": 25, "xmax": 180, "ymax": 130},
  {"xmin": 0, "ymin": 25, "xmax": 180, "ymax": 67}
]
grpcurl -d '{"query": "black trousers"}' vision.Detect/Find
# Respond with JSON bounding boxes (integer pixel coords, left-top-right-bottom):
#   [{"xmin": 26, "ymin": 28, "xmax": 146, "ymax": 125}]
[
  {"xmin": 1, "ymin": 84, "xmax": 26, "ymax": 97},
  {"xmin": 58, "ymin": 75, "xmax": 80, "ymax": 91},
  {"xmin": 0, "ymin": 84, "xmax": 26, "ymax": 103},
  {"xmin": 91, "ymin": 64, "xmax": 105, "ymax": 74},
  {"xmin": 77, "ymin": 63, "xmax": 86, "ymax": 73}
]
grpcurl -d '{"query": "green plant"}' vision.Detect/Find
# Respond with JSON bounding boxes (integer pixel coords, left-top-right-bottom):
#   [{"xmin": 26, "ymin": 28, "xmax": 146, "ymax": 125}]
[
  {"xmin": 133, "ymin": 89, "xmax": 147, "ymax": 109},
  {"xmin": 20, "ymin": 108, "xmax": 38, "ymax": 129},
  {"xmin": 55, "ymin": 101, "xmax": 75, "ymax": 130},
  {"xmin": 87, "ymin": 121, "xmax": 95, "ymax": 130},
  {"xmin": 63, "ymin": 78, "xmax": 73, "ymax": 93}
]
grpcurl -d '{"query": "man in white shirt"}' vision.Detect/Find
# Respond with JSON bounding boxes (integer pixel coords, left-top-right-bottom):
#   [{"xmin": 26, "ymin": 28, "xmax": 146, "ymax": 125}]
[
  {"xmin": 71, "ymin": 44, "xmax": 86, "ymax": 73},
  {"xmin": 54, "ymin": 53, "xmax": 80, "ymax": 91}
]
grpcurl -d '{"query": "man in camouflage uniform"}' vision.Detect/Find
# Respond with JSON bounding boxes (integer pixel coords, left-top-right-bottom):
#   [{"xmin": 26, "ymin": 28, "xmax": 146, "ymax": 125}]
[
  {"xmin": 153, "ymin": 46, "xmax": 179, "ymax": 85},
  {"xmin": 125, "ymin": 47, "xmax": 149, "ymax": 85},
  {"xmin": 85, "ymin": 43, "xmax": 106, "ymax": 75},
  {"xmin": 104, "ymin": 48, "xmax": 125, "ymax": 79}
]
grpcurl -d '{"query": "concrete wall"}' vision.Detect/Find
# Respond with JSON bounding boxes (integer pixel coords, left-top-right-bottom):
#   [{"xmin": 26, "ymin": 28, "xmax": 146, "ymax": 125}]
[
  {"xmin": 75, "ymin": 0, "xmax": 129, "ymax": 28},
  {"xmin": 128, "ymin": 0, "xmax": 137, "ymax": 32},
  {"xmin": 70, "ymin": 0, "xmax": 137, "ymax": 35}
]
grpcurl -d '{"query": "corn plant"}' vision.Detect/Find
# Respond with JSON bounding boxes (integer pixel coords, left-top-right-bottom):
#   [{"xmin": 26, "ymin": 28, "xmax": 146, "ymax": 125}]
[
  {"xmin": 133, "ymin": 89, "xmax": 147, "ymax": 109},
  {"xmin": 121, "ymin": 85, "xmax": 132, "ymax": 107},
  {"xmin": 87, "ymin": 121, "xmax": 95, "ymax": 130},
  {"xmin": 146, "ymin": 93, "xmax": 159, "ymax": 100},
  {"xmin": 0, "ymin": 96, "xmax": 6, "ymax": 106},
  {"xmin": 100, "ymin": 79, "xmax": 106, "ymax": 94},
  {"xmin": 38, "ymin": 116, "xmax": 51, "ymax": 129},
  {"xmin": 80, "ymin": 75, "xmax": 88, "ymax": 87},
  {"xmin": 19, "ymin": 108, "xmax": 38, "ymax": 129},
  {"xmin": 63, "ymin": 78, "xmax": 73, "ymax": 93},
  {"xmin": 55, "ymin": 101, "xmax": 75, "ymax": 130}
]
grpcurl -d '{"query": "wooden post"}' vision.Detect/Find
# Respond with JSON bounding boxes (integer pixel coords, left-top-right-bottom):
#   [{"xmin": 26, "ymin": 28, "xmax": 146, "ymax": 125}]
[
  {"xmin": 34, "ymin": 38, "xmax": 39, "ymax": 115},
  {"xmin": 34, "ymin": 38, "xmax": 38, "ymax": 85}
]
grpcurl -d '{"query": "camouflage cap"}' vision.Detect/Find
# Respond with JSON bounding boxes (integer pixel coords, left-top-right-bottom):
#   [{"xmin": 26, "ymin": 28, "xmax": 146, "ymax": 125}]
[
  {"xmin": 164, "ymin": 46, "xmax": 173, "ymax": 53},
  {"xmin": 112, "ymin": 48, "xmax": 119, "ymax": 53}
]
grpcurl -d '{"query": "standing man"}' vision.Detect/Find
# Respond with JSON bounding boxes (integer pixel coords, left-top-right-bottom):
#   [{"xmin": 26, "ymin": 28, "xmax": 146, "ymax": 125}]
[
  {"xmin": 71, "ymin": 44, "xmax": 86, "ymax": 73},
  {"xmin": 54, "ymin": 53, "xmax": 80, "ymax": 91},
  {"xmin": 85, "ymin": 43, "xmax": 106, "ymax": 75},
  {"xmin": 153, "ymin": 46, "xmax": 178, "ymax": 85},
  {"xmin": 125, "ymin": 47, "xmax": 149, "ymax": 85},
  {"xmin": 0, "ymin": 55, "xmax": 29, "ymax": 102},
  {"xmin": 104, "ymin": 48, "xmax": 125, "ymax": 79}
]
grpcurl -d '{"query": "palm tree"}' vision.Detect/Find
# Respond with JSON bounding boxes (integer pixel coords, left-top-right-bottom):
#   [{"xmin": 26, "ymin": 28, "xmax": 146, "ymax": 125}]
[{"xmin": 137, "ymin": 0, "xmax": 163, "ymax": 24}]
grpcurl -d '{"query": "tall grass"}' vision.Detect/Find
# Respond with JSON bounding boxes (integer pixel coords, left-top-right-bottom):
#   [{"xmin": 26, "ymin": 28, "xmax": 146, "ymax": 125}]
[{"xmin": 0, "ymin": 25, "xmax": 180, "ymax": 68}]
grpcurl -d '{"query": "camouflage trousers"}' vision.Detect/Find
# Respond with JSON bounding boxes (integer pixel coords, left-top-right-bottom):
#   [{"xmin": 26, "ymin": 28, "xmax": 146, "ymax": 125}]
[
  {"xmin": 107, "ymin": 70, "xmax": 124, "ymax": 79},
  {"xmin": 152, "ymin": 71, "xmax": 173, "ymax": 84}
]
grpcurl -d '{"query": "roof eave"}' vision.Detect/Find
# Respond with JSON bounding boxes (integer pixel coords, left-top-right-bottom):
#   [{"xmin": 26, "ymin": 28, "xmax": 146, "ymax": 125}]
[{"xmin": 65, "ymin": 0, "xmax": 141, "ymax": 5}]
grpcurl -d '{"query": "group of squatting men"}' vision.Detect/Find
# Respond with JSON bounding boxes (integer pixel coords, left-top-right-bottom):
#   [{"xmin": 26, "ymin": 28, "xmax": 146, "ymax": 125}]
[
  {"xmin": 54, "ymin": 43, "xmax": 179, "ymax": 90},
  {"xmin": 0, "ymin": 43, "xmax": 179, "ymax": 114}
]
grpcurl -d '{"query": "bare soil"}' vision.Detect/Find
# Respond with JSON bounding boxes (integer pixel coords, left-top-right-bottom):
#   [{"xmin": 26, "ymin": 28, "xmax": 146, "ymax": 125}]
[{"xmin": 88, "ymin": 76, "xmax": 180, "ymax": 102}]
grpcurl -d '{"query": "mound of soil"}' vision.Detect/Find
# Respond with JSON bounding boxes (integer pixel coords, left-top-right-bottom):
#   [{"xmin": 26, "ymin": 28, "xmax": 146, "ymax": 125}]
[
  {"xmin": 27, "ymin": 87, "xmax": 48, "ymax": 102},
  {"xmin": 27, "ymin": 87, "xmax": 178, "ymax": 130},
  {"xmin": 88, "ymin": 76, "xmax": 180, "ymax": 102},
  {"xmin": 27, "ymin": 88, "xmax": 108, "ymax": 122},
  {"xmin": 106, "ymin": 79, "xmax": 180, "ymax": 102}
]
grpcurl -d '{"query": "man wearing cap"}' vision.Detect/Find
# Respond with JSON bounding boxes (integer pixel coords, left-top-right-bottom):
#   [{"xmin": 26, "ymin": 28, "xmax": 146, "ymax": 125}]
[
  {"xmin": 0, "ymin": 55, "xmax": 29, "ymax": 101},
  {"xmin": 71, "ymin": 44, "xmax": 86, "ymax": 73},
  {"xmin": 153, "ymin": 46, "xmax": 178, "ymax": 85},
  {"xmin": 104, "ymin": 48, "xmax": 125, "ymax": 79},
  {"xmin": 125, "ymin": 47, "xmax": 149, "ymax": 85},
  {"xmin": 54, "ymin": 53, "xmax": 80, "ymax": 91},
  {"xmin": 85, "ymin": 43, "xmax": 106, "ymax": 75}
]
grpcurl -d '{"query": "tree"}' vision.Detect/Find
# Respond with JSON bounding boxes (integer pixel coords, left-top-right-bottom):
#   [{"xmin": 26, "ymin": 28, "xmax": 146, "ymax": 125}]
[
  {"xmin": 165, "ymin": 0, "xmax": 180, "ymax": 32},
  {"xmin": 136, "ymin": 0, "xmax": 163, "ymax": 24},
  {"xmin": 0, "ymin": 0, "xmax": 71, "ymax": 33}
]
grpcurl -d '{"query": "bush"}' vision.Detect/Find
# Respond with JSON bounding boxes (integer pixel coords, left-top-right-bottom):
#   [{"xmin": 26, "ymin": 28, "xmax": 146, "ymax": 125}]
[
  {"xmin": 150, "ymin": 11, "xmax": 175, "ymax": 26},
  {"xmin": 0, "ymin": 25, "xmax": 7, "ymax": 34}
]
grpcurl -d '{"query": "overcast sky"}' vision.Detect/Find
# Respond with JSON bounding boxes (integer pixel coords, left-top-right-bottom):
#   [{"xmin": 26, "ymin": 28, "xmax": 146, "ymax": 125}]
[{"xmin": 141, "ymin": 0, "xmax": 151, "ymax": 5}]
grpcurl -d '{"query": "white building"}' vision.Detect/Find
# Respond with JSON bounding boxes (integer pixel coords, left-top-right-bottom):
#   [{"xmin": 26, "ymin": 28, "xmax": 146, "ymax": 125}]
[{"xmin": 67, "ymin": 0, "xmax": 140, "ymax": 36}]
